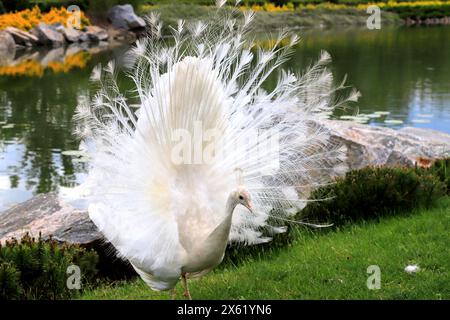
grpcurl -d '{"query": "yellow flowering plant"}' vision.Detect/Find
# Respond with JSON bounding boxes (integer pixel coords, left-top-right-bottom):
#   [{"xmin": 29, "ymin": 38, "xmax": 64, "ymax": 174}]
[
  {"xmin": 237, "ymin": 0, "xmax": 450, "ymax": 12},
  {"xmin": 0, "ymin": 6, "xmax": 90, "ymax": 31}
]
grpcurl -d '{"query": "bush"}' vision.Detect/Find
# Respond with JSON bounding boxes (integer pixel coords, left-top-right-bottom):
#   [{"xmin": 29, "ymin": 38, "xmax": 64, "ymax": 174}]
[
  {"xmin": 1, "ymin": 0, "xmax": 90, "ymax": 12},
  {"xmin": 386, "ymin": 4, "xmax": 450, "ymax": 19},
  {"xmin": 0, "ymin": 6, "xmax": 90, "ymax": 31},
  {"xmin": 0, "ymin": 262, "xmax": 21, "ymax": 299},
  {"xmin": 224, "ymin": 162, "xmax": 448, "ymax": 265},
  {"xmin": 300, "ymin": 165, "xmax": 446, "ymax": 226},
  {"xmin": 428, "ymin": 158, "xmax": 450, "ymax": 194},
  {"xmin": 0, "ymin": 233, "xmax": 98, "ymax": 300}
]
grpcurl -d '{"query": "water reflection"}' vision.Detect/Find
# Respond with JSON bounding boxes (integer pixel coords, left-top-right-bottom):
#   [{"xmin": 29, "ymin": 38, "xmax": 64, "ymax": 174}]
[
  {"xmin": 0, "ymin": 43, "xmax": 128, "ymax": 209},
  {"xmin": 281, "ymin": 26, "xmax": 450, "ymax": 130},
  {"xmin": 0, "ymin": 26, "xmax": 450, "ymax": 210}
]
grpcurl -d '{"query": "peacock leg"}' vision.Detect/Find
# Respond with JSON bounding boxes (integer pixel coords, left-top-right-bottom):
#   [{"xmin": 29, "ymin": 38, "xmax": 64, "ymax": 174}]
[{"xmin": 181, "ymin": 274, "xmax": 192, "ymax": 300}]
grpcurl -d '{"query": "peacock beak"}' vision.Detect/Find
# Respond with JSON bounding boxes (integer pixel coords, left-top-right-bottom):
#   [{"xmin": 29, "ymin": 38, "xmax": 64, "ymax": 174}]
[{"xmin": 244, "ymin": 201, "xmax": 253, "ymax": 213}]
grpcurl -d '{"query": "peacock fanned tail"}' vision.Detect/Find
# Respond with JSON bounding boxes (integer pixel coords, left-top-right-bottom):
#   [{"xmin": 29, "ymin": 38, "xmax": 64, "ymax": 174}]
[{"xmin": 74, "ymin": 0, "xmax": 358, "ymax": 277}]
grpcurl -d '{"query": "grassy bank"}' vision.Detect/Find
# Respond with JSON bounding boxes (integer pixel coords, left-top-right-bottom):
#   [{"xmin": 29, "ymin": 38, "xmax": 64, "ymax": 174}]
[
  {"xmin": 81, "ymin": 197, "xmax": 449, "ymax": 300},
  {"xmin": 1, "ymin": 1, "xmax": 449, "ymax": 29},
  {"xmin": 138, "ymin": 3, "xmax": 402, "ymax": 30}
]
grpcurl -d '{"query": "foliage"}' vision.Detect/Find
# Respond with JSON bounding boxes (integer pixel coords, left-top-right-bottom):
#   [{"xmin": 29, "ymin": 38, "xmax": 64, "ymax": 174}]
[
  {"xmin": 140, "ymin": 0, "xmax": 450, "ymax": 20},
  {"xmin": 0, "ymin": 6, "xmax": 90, "ymax": 31},
  {"xmin": 239, "ymin": 0, "xmax": 450, "ymax": 19},
  {"xmin": 1, "ymin": 0, "xmax": 447, "ymax": 17},
  {"xmin": 0, "ymin": 262, "xmax": 21, "ymax": 299},
  {"xmin": 139, "ymin": 2, "xmax": 400, "ymax": 32},
  {"xmin": 0, "ymin": 233, "xmax": 98, "ymax": 300},
  {"xmin": 386, "ymin": 3, "xmax": 450, "ymax": 19},
  {"xmin": 0, "ymin": 0, "xmax": 88, "ymax": 12},
  {"xmin": 300, "ymin": 165, "xmax": 446, "ymax": 226},
  {"xmin": 424, "ymin": 158, "xmax": 450, "ymax": 194},
  {"xmin": 224, "ymin": 164, "xmax": 447, "ymax": 266},
  {"xmin": 241, "ymin": 2, "xmax": 295, "ymax": 11}
]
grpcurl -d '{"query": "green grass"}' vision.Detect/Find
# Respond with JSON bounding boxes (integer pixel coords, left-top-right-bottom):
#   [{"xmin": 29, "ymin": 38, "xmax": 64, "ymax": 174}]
[
  {"xmin": 251, "ymin": 8, "xmax": 401, "ymax": 29},
  {"xmin": 81, "ymin": 197, "xmax": 450, "ymax": 300},
  {"xmin": 138, "ymin": 4, "xmax": 401, "ymax": 31}
]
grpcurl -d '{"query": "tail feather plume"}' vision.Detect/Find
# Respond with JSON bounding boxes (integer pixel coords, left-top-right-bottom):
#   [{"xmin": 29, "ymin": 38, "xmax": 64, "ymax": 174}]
[{"xmin": 75, "ymin": 2, "xmax": 358, "ymax": 269}]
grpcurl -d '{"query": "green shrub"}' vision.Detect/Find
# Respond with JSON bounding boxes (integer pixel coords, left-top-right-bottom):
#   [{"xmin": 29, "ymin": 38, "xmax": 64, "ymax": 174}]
[
  {"xmin": 428, "ymin": 158, "xmax": 450, "ymax": 194},
  {"xmin": 386, "ymin": 4, "xmax": 450, "ymax": 19},
  {"xmin": 0, "ymin": 233, "xmax": 98, "ymax": 300},
  {"xmin": 300, "ymin": 166, "xmax": 446, "ymax": 226},
  {"xmin": 1, "ymin": 0, "xmax": 90, "ymax": 12},
  {"xmin": 1, "ymin": 0, "xmax": 29, "ymax": 12},
  {"xmin": 224, "ymin": 163, "xmax": 448, "ymax": 265},
  {"xmin": 0, "ymin": 0, "xmax": 147, "ymax": 13},
  {"xmin": 0, "ymin": 262, "xmax": 22, "ymax": 299}
]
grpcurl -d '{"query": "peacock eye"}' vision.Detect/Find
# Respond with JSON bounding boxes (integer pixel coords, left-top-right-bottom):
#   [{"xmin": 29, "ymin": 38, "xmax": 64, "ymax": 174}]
[{"xmin": 239, "ymin": 195, "xmax": 244, "ymax": 200}]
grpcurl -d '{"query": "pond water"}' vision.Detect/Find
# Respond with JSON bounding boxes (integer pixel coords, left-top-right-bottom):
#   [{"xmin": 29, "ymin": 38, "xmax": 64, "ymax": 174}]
[{"xmin": 1, "ymin": 26, "xmax": 449, "ymax": 210}]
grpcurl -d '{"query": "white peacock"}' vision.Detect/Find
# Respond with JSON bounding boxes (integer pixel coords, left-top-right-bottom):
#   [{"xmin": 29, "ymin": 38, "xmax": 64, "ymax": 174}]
[{"xmin": 74, "ymin": 0, "xmax": 359, "ymax": 299}]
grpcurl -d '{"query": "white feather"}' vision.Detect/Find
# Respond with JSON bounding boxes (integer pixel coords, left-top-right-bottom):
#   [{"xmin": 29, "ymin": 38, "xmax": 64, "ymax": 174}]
[{"xmin": 75, "ymin": 7, "xmax": 358, "ymax": 291}]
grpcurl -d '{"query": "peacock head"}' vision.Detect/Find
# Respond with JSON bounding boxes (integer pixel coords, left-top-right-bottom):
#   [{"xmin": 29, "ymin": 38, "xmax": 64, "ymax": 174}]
[{"xmin": 233, "ymin": 187, "xmax": 253, "ymax": 213}]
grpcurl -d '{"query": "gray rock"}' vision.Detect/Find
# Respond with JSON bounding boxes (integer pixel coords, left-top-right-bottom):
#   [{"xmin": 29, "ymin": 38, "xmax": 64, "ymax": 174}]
[
  {"xmin": 0, "ymin": 193, "xmax": 101, "ymax": 245},
  {"xmin": 5, "ymin": 27, "xmax": 39, "ymax": 47},
  {"xmin": 32, "ymin": 23, "xmax": 65, "ymax": 46},
  {"xmin": 108, "ymin": 4, "xmax": 146, "ymax": 30},
  {"xmin": 79, "ymin": 32, "xmax": 89, "ymax": 42},
  {"xmin": 51, "ymin": 22, "xmax": 66, "ymax": 33},
  {"xmin": 323, "ymin": 120, "xmax": 450, "ymax": 170},
  {"xmin": 4, "ymin": 27, "xmax": 39, "ymax": 46},
  {"xmin": 0, "ymin": 31, "xmax": 16, "ymax": 53},
  {"xmin": 63, "ymin": 27, "xmax": 83, "ymax": 42},
  {"xmin": 85, "ymin": 26, "xmax": 109, "ymax": 42}
]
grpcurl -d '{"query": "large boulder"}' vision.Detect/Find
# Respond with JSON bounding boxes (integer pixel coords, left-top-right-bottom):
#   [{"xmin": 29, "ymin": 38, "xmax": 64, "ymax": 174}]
[
  {"xmin": 108, "ymin": 4, "xmax": 146, "ymax": 30},
  {"xmin": 31, "ymin": 23, "xmax": 65, "ymax": 46},
  {"xmin": 0, "ymin": 30, "xmax": 16, "ymax": 52},
  {"xmin": 51, "ymin": 22, "xmax": 66, "ymax": 33},
  {"xmin": 4, "ymin": 27, "xmax": 39, "ymax": 47},
  {"xmin": 62, "ymin": 27, "xmax": 83, "ymax": 42},
  {"xmin": 0, "ymin": 193, "xmax": 101, "ymax": 245},
  {"xmin": 323, "ymin": 120, "xmax": 450, "ymax": 170},
  {"xmin": 85, "ymin": 26, "xmax": 109, "ymax": 42},
  {"xmin": 0, "ymin": 31, "xmax": 16, "ymax": 66}
]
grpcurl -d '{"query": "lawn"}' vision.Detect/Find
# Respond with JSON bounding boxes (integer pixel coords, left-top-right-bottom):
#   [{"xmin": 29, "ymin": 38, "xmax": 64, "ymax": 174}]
[
  {"xmin": 81, "ymin": 197, "xmax": 450, "ymax": 300},
  {"xmin": 137, "ymin": 3, "xmax": 401, "ymax": 31}
]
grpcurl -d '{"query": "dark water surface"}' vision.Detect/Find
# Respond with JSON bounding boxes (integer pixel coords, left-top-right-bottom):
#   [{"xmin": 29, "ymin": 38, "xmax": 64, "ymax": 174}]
[{"xmin": 0, "ymin": 26, "xmax": 449, "ymax": 210}]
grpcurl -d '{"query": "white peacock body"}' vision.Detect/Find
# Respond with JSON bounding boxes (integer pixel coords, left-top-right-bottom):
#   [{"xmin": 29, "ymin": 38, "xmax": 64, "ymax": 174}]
[{"xmin": 74, "ymin": 0, "xmax": 359, "ymax": 292}]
